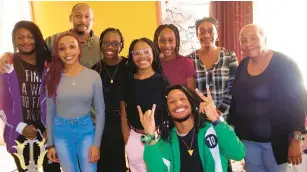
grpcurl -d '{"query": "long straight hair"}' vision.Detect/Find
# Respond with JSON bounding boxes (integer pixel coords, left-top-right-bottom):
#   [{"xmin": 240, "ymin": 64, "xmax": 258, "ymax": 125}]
[
  {"xmin": 44, "ymin": 33, "xmax": 82, "ymax": 99},
  {"xmin": 12, "ymin": 21, "xmax": 51, "ymax": 76}
]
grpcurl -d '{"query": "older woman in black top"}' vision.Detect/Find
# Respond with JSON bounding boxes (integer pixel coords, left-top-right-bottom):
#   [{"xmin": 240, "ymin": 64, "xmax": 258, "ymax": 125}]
[{"xmin": 228, "ymin": 24, "xmax": 306, "ymax": 172}]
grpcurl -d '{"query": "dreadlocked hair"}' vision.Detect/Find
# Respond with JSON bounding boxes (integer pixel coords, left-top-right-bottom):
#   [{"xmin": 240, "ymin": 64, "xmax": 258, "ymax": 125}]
[
  {"xmin": 160, "ymin": 85, "xmax": 206, "ymax": 141},
  {"xmin": 153, "ymin": 24, "xmax": 180, "ymax": 55},
  {"xmin": 44, "ymin": 33, "xmax": 82, "ymax": 99},
  {"xmin": 127, "ymin": 37, "xmax": 163, "ymax": 74},
  {"xmin": 12, "ymin": 21, "xmax": 51, "ymax": 76},
  {"xmin": 195, "ymin": 16, "xmax": 219, "ymax": 36}
]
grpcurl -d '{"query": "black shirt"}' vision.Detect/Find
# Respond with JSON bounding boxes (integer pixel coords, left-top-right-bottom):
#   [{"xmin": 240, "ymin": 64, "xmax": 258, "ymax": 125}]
[
  {"xmin": 178, "ymin": 128, "xmax": 204, "ymax": 172},
  {"xmin": 13, "ymin": 57, "xmax": 43, "ymax": 130},
  {"xmin": 231, "ymin": 56, "xmax": 273, "ymax": 142},
  {"xmin": 92, "ymin": 57, "xmax": 128, "ymax": 112},
  {"xmin": 122, "ymin": 73, "xmax": 169, "ymax": 129}
]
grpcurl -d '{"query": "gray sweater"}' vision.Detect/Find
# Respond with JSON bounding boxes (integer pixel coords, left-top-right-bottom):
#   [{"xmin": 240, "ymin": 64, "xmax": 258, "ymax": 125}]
[{"xmin": 46, "ymin": 67, "xmax": 105, "ymax": 147}]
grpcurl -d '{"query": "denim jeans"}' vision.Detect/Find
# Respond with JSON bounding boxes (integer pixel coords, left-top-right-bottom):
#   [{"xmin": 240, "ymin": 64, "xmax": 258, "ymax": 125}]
[
  {"xmin": 53, "ymin": 114, "xmax": 96, "ymax": 172},
  {"xmin": 242, "ymin": 140, "xmax": 288, "ymax": 172}
]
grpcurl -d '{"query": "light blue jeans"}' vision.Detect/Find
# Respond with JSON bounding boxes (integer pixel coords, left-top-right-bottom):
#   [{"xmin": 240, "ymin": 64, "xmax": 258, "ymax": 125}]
[
  {"xmin": 53, "ymin": 114, "xmax": 96, "ymax": 172},
  {"xmin": 242, "ymin": 140, "xmax": 288, "ymax": 172}
]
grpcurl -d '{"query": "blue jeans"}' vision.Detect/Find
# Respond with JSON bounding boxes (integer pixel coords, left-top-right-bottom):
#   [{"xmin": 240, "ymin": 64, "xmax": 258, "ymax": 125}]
[
  {"xmin": 242, "ymin": 140, "xmax": 288, "ymax": 172},
  {"xmin": 53, "ymin": 114, "xmax": 96, "ymax": 172}
]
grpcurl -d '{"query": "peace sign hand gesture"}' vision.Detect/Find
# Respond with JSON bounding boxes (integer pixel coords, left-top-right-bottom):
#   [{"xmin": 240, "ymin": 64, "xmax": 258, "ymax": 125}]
[
  {"xmin": 137, "ymin": 104, "xmax": 156, "ymax": 135},
  {"xmin": 195, "ymin": 87, "xmax": 219, "ymax": 122}
]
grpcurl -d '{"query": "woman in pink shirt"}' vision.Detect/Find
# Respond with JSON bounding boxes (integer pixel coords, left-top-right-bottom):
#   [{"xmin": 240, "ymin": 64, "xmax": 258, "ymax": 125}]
[{"xmin": 154, "ymin": 24, "xmax": 196, "ymax": 89}]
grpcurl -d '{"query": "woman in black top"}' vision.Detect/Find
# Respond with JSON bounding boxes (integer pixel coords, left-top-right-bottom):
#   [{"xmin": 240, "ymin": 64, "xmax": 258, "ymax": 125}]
[
  {"xmin": 228, "ymin": 24, "xmax": 306, "ymax": 172},
  {"xmin": 120, "ymin": 37, "xmax": 169, "ymax": 172},
  {"xmin": 92, "ymin": 28, "xmax": 128, "ymax": 172}
]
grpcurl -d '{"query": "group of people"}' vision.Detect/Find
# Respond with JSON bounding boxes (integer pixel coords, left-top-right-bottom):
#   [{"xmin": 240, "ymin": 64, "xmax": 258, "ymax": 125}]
[{"xmin": 0, "ymin": 2, "xmax": 306, "ymax": 172}]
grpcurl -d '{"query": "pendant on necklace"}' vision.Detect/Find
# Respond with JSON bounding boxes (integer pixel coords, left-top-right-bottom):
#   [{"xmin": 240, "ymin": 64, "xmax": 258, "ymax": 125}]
[
  {"xmin": 188, "ymin": 149, "xmax": 194, "ymax": 156},
  {"xmin": 110, "ymin": 79, "xmax": 113, "ymax": 84},
  {"xmin": 72, "ymin": 81, "xmax": 76, "ymax": 86}
]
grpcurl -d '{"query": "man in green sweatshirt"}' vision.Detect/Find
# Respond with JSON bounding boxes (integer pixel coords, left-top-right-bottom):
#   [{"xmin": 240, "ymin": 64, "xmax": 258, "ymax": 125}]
[{"xmin": 138, "ymin": 85, "xmax": 245, "ymax": 172}]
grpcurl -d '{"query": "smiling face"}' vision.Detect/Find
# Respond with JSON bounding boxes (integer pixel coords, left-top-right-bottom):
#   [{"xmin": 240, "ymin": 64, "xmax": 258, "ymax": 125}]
[
  {"xmin": 239, "ymin": 25, "xmax": 267, "ymax": 58},
  {"xmin": 70, "ymin": 4, "xmax": 93, "ymax": 35},
  {"xmin": 14, "ymin": 28, "xmax": 36, "ymax": 55},
  {"xmin": 57, "ymin": 35, "xmax": 81, "ymax": 66},
  {"xmin": 100, "ymin": 31, "xmax": 122, "ymax": 59},
  {"xmin": 158, "ymin": 27, "xmax": 177, "ymax": 58},
  {"xmin": 197, "ymin": 21, "xmax": 218, "ymax": 49},
  {"xmin": 132, "ymin": 41, "xmax": 154, "ymax": 70},
  {"xmin": 167, "ymin": 89, "xmax": 192, "ymax": 122}
]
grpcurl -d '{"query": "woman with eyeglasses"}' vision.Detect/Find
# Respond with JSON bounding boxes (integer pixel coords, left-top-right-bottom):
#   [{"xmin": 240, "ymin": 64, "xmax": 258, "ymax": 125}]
[
  {"xmin": 154, "ymin": 24, "xmax": 196, "ymax": 90},
  {"xmin": 120, "ymin": 37, "xmax": 170, "ymax": 172},
  {"xmin": 91, "ymin": 28, "xmax": 128, "ymax": 172}
]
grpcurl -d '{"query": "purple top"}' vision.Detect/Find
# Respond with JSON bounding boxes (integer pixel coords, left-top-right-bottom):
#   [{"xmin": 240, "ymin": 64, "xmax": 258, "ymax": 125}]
[{"xmin": 0, "ymin": 69, "xmax": 46, "ymax": 153}]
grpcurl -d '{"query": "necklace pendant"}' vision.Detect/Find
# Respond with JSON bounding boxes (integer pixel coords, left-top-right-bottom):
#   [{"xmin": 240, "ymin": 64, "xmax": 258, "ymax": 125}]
[
  {"xmin": 110, "ymin": 79, "xmax": 113, "ymax": 83},
  {"xmin": 72, "ymin": 81, "xmax": 76, "ymax": 86},
  {"xmin": 188, "ymin": 149, "xmax": 194, "ymax": 156}
]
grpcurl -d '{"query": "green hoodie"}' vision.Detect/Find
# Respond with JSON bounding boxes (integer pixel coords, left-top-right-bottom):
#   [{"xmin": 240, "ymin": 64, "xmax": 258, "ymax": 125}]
[{"xmin": 144, "ymin": 121, "xmax": 245, "ymax": 172}]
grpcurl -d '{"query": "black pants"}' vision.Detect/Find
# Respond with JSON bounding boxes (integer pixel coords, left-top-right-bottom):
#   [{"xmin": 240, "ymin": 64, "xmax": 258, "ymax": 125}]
[
  {"xmin": 11, "ymin": 135, "xmax": 61, "ymax": 172},
  {"xmin": 97, "ymin": 112, "xmax": 127, "ymax": 172}
]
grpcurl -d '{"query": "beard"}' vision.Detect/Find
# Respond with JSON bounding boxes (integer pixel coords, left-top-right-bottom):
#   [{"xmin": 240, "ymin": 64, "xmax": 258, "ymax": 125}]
[
  {"xmin": 18, "ymin": 48, "xmax": 36, "ymax": 56},
  {"xmin": 74, "ymin": 24, "xmax": 88, "ymax": 35},
  {"xmin": 74, "ymin": 30, "xmax": 85, "ymax": 35},
  {"xmin": 172, "ymin": 113, "xmax": 191, "ymax": 123}
]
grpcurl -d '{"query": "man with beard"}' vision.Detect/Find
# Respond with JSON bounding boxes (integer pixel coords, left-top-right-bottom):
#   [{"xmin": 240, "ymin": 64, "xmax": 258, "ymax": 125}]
[
  {"xmin": 139, "ymin": 85, "xmax": 245, "ymax": 172},
  {"xmin": 0, "ymin": 3, "xmax": 101, "ymax": 72},
  {"xmin": 0, "ymin": 21, "xmax": 61, "ymax": 172},
  {"xmin": 45, "ymin": 3, "xmax": 101, "ymax": 68}
]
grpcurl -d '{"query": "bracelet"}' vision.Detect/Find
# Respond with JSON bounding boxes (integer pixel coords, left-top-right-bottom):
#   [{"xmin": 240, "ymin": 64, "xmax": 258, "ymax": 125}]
[
  {"xmin": 141, "ymin": 134, "xmax": 155, "ymax": 145},
  {"xmin": 46, "ymin": 145, "xmax": 55, "ymax": 150}
]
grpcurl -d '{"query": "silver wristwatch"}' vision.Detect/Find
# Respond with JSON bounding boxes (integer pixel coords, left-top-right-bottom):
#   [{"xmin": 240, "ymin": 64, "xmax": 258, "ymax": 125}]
[{"xmin": 291, "ymin": 132, "xmax": 304, "ymax": 141}]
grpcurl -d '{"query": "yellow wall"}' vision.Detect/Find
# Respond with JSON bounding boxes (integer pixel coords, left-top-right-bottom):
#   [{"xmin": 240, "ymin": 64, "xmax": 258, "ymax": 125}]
[{"xmin": 31, "ymin": 1, "xmax": 158, "ymax": 56}]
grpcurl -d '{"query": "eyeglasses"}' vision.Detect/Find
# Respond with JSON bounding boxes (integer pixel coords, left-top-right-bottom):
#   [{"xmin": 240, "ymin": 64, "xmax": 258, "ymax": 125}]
[
  {"xmin": 131, "ymin": 48, "xmax": 153, "ymax": 57},
  {"xmin": 101, "ymin": 41, "xmax": 122, "ymax": 48}
]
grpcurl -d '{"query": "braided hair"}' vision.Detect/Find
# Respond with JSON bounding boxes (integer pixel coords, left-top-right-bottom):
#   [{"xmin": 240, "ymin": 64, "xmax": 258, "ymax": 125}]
[
  {"xmin": 153, "ymin": 24, "xmax": 180, "ymax": 55},
  {"xmin": 127, "ymin": 38, "xmax": 169, "ymax": 134},
  {"xmin": 127, "ymin": 37, "xmax": 162, "ymax": 74},
  {"xmin": 160, "ymin": 85, "xmax": 206, "ymax": 141}
]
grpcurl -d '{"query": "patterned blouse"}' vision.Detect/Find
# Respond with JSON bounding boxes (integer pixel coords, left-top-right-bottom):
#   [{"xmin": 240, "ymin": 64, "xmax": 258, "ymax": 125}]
[{"xmin": 188, "ymin": 48, "xmax": 238, "ymax": 119}]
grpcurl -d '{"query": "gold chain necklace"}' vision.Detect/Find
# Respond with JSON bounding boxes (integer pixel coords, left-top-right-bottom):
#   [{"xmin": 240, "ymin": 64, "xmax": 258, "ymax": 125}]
[
  {"xmin": 103, "ymin": 61, "xmax": 119, "ymax": 84},
  {"xmin": 179, "ymin": 128, "xmax": 196, "ymax": 156}
]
